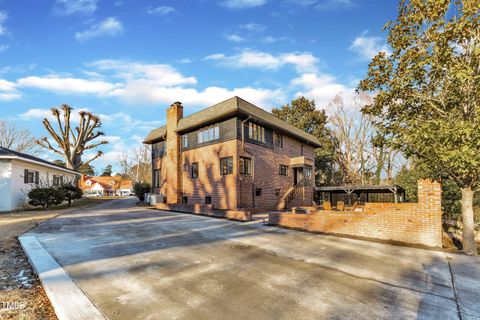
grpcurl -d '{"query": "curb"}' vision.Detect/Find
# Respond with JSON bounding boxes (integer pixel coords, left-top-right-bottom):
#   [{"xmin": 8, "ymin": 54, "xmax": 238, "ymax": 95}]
[{"xmin": 19, "ymin": 235, "xmax": 107, "ymax": 320}]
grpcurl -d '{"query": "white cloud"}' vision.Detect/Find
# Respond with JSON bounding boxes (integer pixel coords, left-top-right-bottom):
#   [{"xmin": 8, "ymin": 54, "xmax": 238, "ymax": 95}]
[
  {"xmin": 147, "ymin": 6, "xmax": 176, "ymax": 16},
  {"xmin": 0, "ymin": 11, "xmax": 8, "ymax": 36},
  {"xmin": 225, "ymin": 34, "xmax": 245, "ymax": 42},
  {"xmin": 291, "ymin": 73, "xmax": 352, "ymax": 110},
  {"xmin": 74, "ymin": 17, "xmax": 124, "ymax": 42},
  {"xmin": 220, "ymin": 0, "xmax": 267, "ymax": 9},
  {"xmin": 240, "ymin": 23, "xmax": 266, "ymax": 32},
  {"xmin": 0, "ymin": 79, "xmax": 20, "ymax": 101},
  {"xmin": 205, "ymin": 50, "xmax": 318, "ymax": 73},
  {"xmin": 350, "ymin": 31, "xmax": 390, "ymax": 60},
  {"xmin": 17, "ymin": 75, "xmax": 122, "ymax": 95},
  {"xmin": 284, "ymin": 0, "xmax": 356, "ymax": 10},
  {"xmin": 0, "ymin": 44, "xmax": 9, "ymax": 52},
  {"xmin": 53, "ymin": 0, "xmax": 98, "ymax": 16}
]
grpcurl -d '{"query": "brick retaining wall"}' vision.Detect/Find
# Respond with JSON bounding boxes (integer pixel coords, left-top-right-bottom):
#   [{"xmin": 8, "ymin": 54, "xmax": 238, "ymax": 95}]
[
  {"xmin": 155, "ymin": 203, "xmax": 251, "ymax": 221},
  {"xmin": 269, "ymin": 179, "xmax": 443, "ymax": 248}
]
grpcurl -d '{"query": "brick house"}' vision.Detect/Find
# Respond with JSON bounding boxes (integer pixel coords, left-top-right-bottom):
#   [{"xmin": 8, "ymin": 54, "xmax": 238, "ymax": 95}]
[{"xmin": 143, "ymin": 96, "xmax": 321, "ymax": 212}]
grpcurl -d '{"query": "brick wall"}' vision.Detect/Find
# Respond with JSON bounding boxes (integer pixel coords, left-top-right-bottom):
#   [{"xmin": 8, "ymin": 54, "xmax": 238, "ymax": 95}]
[
  {"xmin": 269, "ymin": 179, "xmax": 443, "ymax": 247},
  {"xmin": 181, "ymin": 140, "xmax": 239, "ymax": 209},
  {"xmin": 238, "ymin": 135, "xmax": 315, "ymax": 210},
  {"xmin": 155, "ymin": 203, "xmax": 251, "ymax": 221}
]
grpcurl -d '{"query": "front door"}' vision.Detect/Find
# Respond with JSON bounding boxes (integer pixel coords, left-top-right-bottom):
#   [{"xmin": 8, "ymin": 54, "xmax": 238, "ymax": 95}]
[{"xmin": 293, "ymin": 167, "xmax": 304, "ymax": 186}]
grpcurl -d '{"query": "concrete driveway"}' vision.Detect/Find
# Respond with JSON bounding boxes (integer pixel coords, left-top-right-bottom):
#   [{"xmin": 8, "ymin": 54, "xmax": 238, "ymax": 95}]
[{"xmin": 24, "ymin": 199, "xmax": 480, "ymax": 320}]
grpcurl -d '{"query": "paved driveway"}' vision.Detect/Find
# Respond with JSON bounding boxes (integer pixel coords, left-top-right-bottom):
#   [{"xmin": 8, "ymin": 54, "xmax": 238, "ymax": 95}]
[{"xmin": 25, "ymin": 199, "xmax": 480, "ymax": 320}]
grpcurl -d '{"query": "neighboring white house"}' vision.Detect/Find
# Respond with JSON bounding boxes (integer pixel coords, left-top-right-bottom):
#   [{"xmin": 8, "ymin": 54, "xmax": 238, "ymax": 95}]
[
  {"xmin": 81, "ymin": 176, "xmax": 133, "ymax": 196},
  {"xmin": 0, "ymin": 147, "xmax": 80, "ymax": 212}
]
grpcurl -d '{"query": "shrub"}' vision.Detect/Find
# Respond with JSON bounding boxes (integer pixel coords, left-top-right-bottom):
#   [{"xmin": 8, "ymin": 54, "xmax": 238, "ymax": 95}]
[
  {"xmin": 28, "ymin": 186, "xmax": 65, "ymax": 209},
  {"xmin": 133, "ymin": 182, "xmax": 151, "ymax": 201},
  {"xmin": 60, "ymin": 183, "xmax": 83, "ymax": 206}
]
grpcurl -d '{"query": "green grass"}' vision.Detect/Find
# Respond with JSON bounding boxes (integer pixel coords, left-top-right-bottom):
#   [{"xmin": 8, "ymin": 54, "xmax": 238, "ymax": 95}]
[{"xmin": 23, "ymin": 196, "xmax": 119, "ymax": 212}]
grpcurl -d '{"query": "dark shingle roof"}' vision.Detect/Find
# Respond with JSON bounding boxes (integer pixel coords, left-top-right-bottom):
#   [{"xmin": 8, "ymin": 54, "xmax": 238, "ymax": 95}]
[
  {"xmin": 143, "ymin": 96, "xmax": 322, "ymax": 147},
  {"xmin": 0, "ymin": 147, "xmax": 80, "ymax": 174}
]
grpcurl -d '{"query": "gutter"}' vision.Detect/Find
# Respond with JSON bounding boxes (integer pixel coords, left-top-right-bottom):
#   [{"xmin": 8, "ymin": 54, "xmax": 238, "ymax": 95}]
[{"xmin": 0, "ymin": 156, "xmax": 81, "ymax": 175}]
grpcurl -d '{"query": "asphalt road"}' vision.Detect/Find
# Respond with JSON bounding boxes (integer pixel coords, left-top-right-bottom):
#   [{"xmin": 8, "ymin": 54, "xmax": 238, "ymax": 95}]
[{"xmin": 25, "ymin": 198, "xmax": 480, "ymax": 320}]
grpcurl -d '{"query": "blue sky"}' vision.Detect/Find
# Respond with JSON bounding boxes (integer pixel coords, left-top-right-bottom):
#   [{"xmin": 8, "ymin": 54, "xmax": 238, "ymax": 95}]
[{"xmin": 0, "ymin": 0, "xmax": 396, "ymax": 174}]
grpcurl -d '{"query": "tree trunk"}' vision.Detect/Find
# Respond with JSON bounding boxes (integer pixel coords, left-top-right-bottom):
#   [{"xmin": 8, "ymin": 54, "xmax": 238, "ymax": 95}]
[{"xmin": 461, "ymin": 187, "xmax": 477, "ymax": 255}]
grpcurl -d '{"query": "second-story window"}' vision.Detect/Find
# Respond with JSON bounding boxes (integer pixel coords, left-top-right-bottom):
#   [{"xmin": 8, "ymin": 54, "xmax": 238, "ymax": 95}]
[
  {"xmin": 239, "ymin": 157, "xmax": 251, "ymax": 175},
  {"xmin": 182, "ymin": 134, "xmax": 188, "ymax": 149},
  {"xmin": 279, "ymin": 165, "xmax": 288, "ymax": 176},
  {"xmin": 273, "ymin": 132, "xmax": 283, "ymax": 148},
  {"xmin": 197, "ymin": 125, "xmax": 219, "ymax": 144},
  {"xmin": 220, "ymin": 157, "xmax": 233, "ymax": 175},
  {"xmin": 191, "ymin": 162, "xmax": 199, "ymax": 178},
  {"xmin": 248, "ymin": 122, "xmax": 265, "ymax": 143}
]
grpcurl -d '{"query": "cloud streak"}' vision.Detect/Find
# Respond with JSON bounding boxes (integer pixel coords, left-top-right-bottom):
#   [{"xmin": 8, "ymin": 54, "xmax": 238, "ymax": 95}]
[{"xmin": 75, "ymin": 17, "xmax": 124, "ymax": 41}]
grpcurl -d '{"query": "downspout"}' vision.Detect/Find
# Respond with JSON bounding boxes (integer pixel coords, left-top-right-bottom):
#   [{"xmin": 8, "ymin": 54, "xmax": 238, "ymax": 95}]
[{"xmin": 241, "ymin": 116, "xmax": 255, "ymax": 208}]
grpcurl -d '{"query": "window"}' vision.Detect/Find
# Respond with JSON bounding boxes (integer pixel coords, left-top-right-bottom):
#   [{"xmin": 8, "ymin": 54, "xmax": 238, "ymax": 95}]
[
  {"xmin": 239, "ymin": 157, "xmax": 251, "ymax": 175},
  {"xmin": 182, "ymin": 196, "xmax": 188, "ymax": 204},
  {"xmin": 183, "ymin": 163, "xmax": 188, "ymax": 172},
  {"xmin": 24, "ymin": 169, "xmax": 39, "ymax": 184},
  {"xmin": 53, "ymin": 175, "xmax": 63, "ymax": 186},
  {"xmin": 152, "ymin": 142, "xmax": 165, "ymax": 158},
  {"xmin": 279, "ymin": 165, "xmax": 288, "ymax": 176},
  {"xmin": 304, "ymin": 166, "xmax": 312, "ymax": 186},
  {"xmin": 275, "ymin": 189, "xmax": 281, "ymax": 196},
  {"xmin": 255, "ymin": 188, "xmax": 262, "ymax": 196},
  {"xmin": 191, "ymin": 162, "xmax": 199, "ymax": 178},
  {"xmin": 153, "ymin": 169, "xmax": 160, "ymax": 188},
  {"xmin": 205, "ymin": 196, "xmax": 212, "ymax": 204},
  {"xmin": 220, "ymin": 157, "xmax": 233, "ymax": 175},
  {"xmin": 197, "ymin": 125, "xmax": 220, "ymax": 144},
  {"xmin": 248, "ymin": 122, "xmax": 265, "ymax": 143},
  {"xmin": 85, "ymin": 180, "xmax": 92, "ymax": 186},
  {"xmin": 274, "ymin": 132, "xmax": 283, "ymax": 148},
  {"xmin": 182, "ymin": 134, "xmax": 188, "ymax": 149}
]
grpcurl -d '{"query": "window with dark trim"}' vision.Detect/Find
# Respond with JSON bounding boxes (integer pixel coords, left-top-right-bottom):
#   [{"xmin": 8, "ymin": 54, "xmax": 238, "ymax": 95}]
[
  {"xmin": 275, "ymin": 189, "xmax": 281, "ymax": 196},
  {"xmin": 205, "ymin": 196, "xmax": 212, "ymax": 204},
  {"xmin": 182, "ymin": 196, "xmax": 188, "ymax": 204},
  {"xmin": 273, "ymin": 132, "xmax": 283, "ymax": 148},
  {"xmin": 255, "ymin": 188, "xmax": 262, "ymax": 196},
  {"xmin": 248, "ymin": 122, "xmax": 265, "ymax": 143},
  {"xmin": 53, "ymin": 175, "xmax": 63, "ymax": 186},
  {"xmin": 220, "ymin": 157, "xmax": 233, "ymax": 175},
  {"xmin": 279, "ymin": 165, "xmax": 288, "ymax": 176},
  {"xmin": 191, "ymin": 162, "xmax": 199, "ymax": 178},
  {"xmin": 24, "ymin": 169, "xmax": 39, "ymax": 184},
  {"xmin": 182, "ymin": 134, "xmax": 188, "ymax": 149},
  {"xmin": 153, "ymin": 169, "xmax": 160, "ymax": 188},
  {"xmin": 239, "ymin": 157, "xmax": 251, "ymax": 175},
  {"xmin": 197, "ymin": 125, "xmax": 219, "ymax": 144},
  {"xmin": 304, "ymin": 166, "xmax": 312, "ymax": 186}
]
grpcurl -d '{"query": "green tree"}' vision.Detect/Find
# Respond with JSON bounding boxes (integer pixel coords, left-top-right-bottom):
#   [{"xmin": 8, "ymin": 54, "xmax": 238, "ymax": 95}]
[
  {"xmin": 53, "ymin": 159, "xmax": 96, "ymax": 176},
  {"xmin": 272, "ymin": 96, "xmax": 334, "ymax": 185},
  {"xmin": 133, "ymin": 182, "xmax": 151, "ymax": 201},
  {"xmin": 60, "ymin": 183, "xmax": 83, "ymax": 206},
  {"xmin": 359, "ymin": 0, "xmax": 480, "ymax": 254},
  {"xmin": 28, "ymin": 186, "xmax": 65, "ymax": 209},
  {"xmin": 101, "ymin": 164, "xmax": 112, "ymax": 176}
]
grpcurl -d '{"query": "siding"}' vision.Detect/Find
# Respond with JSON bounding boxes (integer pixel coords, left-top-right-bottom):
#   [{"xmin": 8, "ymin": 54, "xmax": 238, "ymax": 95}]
[
  {"xmin": 236, "ymin": 117, "xmax": 273, "ymax": 148},
  {"xmin": 181, "ymin": 117, "xmax": 237, "ymax": 151},
  {"xmin": 0, "ymin": 160, "xmax": 12, "ymax": 212}
]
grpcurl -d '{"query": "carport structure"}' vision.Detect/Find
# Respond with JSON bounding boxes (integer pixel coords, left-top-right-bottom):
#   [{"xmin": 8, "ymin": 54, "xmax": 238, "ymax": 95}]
[{"xmin": 315, "ymin": 185, "xmax": 406, "ymax": 205}]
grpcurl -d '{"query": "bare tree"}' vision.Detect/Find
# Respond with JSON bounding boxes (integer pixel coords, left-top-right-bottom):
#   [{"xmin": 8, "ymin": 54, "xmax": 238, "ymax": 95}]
[
  {"xmin": 0, "ymin": 121, "xmax": 40, "ymax": 155},
  {"xmin": 37, "ymin": 104, "xmax": 108, "ymax": 170},
  {"xmin": 117, "ymin": 144, "xmax": 151, "ymax": 183}
]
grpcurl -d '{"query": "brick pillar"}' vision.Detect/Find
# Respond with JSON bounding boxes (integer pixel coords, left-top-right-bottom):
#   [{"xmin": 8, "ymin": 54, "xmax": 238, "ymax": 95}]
[
  {"xmin": 417, "ymin": 179, "xmax": 442, "ymax": 246},
  {"xmin": 165, "ymin": 102, "xmax": 183, "ymax": 204}
]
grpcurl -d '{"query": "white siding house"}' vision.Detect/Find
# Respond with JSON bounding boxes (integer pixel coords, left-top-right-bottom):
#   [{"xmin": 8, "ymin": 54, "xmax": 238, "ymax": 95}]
[{"xmin": 0, "ymin": 147, "xmax": 80, "ymax": 212}]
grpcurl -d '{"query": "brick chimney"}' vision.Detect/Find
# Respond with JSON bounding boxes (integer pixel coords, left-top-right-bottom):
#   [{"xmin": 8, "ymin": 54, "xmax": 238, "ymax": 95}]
[{"xmin": 165, "ymin": 101, "xmax": 183, "ymax": 204}]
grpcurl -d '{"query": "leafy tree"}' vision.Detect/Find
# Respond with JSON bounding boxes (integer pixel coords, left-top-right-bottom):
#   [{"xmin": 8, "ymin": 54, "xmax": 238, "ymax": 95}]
[
  {"xmin": 101, "ymin": 164, "xmax": 113, "ymax": 176},
  {"xmin": 60, "ymin": 183, "xmax": 83, "ymax": 206},
  {"xmin": 53, "ymin": 159, "xmax": 96, "ymax": 176},
  {"xmin": 28, "ymin": 186, "xmax": 65, "ymax": 209},
  {"xmin": 37, "ymin": 105, "xmax": 108, "ymax": 171},
  {"xmin": 359, "ymin": 0, "xmax": 480, "ymax": 254},
  {"xmin": 272, "ymin": 96, "xmax": 334, "ymax": 185},
  {"xmin": 133, "ymin": 182, "xmax": 151, "ymax": 201}
]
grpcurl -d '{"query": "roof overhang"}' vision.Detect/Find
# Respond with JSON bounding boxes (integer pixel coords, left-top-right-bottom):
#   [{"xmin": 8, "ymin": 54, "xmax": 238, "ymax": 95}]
[{"xmin": 0, "ymin": 156, "xmax": 81, "ymax": 175}]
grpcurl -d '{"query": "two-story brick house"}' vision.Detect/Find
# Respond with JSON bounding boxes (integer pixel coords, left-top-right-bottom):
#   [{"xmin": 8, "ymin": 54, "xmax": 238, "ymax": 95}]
[{"xmin": 143, "ymin": 96, "xmax": 321, "ymax": 212}]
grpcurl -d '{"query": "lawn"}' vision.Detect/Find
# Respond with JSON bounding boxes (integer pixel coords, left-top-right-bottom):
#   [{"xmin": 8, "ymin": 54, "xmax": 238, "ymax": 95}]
[{"xmin": 0, "ymin": 197, "xmax": 114, "ymax": 319}]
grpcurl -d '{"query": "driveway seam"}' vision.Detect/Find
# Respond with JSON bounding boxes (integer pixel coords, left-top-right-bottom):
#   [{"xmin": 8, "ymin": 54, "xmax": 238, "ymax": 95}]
[{"xmin": 445, "ymin": 253, "xmax": 463, "ymax": 320}]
